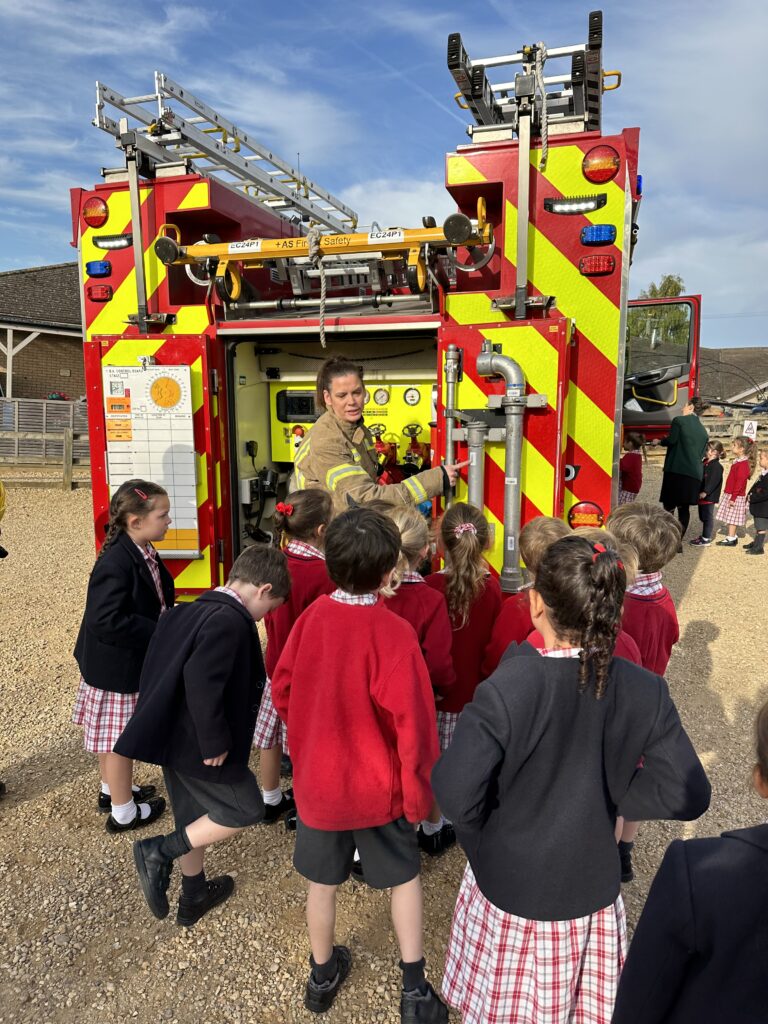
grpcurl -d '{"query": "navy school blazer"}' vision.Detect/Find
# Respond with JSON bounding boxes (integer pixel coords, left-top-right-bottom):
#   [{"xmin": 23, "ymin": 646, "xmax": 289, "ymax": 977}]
[
  {"xmin": 114, "ymin": 590, "xmax": 266, "ymax": 784},
  {"xmin": 612, "ymin": 825, "xmax": 768, "ymax": 1024},
  {"xmin": 73, "ymin": 530, "xmax": 175, "ymax": 694}
]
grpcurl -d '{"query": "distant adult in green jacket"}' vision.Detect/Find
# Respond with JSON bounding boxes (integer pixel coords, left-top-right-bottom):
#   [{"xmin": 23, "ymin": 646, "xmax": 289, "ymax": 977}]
[{"xmin": 653, "ymin": 398, "xmax": 710, "ymax": 539}]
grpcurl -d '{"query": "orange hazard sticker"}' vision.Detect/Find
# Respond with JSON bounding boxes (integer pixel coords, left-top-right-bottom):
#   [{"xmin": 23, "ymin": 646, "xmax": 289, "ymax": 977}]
[{"xmin": 106, "ymin": 420, "xmax": 132, "ymax": 442}]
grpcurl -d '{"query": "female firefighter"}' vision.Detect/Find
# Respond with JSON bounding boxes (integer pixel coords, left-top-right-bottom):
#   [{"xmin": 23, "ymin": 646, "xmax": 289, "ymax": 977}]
[{"xmin": 292, "ymin": 356, "xmax": 466, "ymax": 512}]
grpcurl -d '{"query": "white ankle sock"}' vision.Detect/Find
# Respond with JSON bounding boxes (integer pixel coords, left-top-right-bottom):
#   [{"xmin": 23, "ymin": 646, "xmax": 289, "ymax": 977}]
[
  {"xmin": 101, "ymin": 781, "xmax": 110, "ymax": 796},
  {"xmin": 111, "ymin": 799, "xmax": 137, "ymax": 825},
  {"xmin": 262, "ymin": 786, "xmax": 283, "ymax": 806},
  {"xmin": 136, "ymin": 802, "xmax": 152, "ymax": 820},
  {"xmin": 421, "ymin": 817, "xmax": 444, "ymax": 836}
]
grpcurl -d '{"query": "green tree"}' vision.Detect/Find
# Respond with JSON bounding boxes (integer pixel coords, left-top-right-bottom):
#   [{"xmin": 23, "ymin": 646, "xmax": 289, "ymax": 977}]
[{"xmin": 637, "ymin": 274, "xmax": 685, "ymax": 300}]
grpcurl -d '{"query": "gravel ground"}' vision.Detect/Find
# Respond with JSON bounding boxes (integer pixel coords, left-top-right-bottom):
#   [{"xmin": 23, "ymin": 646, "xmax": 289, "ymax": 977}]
[{"xmin": 1, "ymin": 467, "xmax": 766, "ymax": 1023}]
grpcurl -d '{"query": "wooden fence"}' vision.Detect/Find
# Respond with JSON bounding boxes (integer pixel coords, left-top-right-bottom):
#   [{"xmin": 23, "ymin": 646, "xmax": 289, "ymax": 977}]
[{"xmin": 0, "ymin": 398, "xmax": 89, "ymax": 465}]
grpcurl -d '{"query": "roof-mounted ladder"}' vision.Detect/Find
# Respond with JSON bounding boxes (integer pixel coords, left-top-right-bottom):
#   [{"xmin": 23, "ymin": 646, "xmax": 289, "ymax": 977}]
[
  {"xmin": 448, "ymin": 9, "xmax": 616, "ymax": 142},
  {"xmin": 93, "ymin": 71, "xmax": 358, "ymax": 234}
]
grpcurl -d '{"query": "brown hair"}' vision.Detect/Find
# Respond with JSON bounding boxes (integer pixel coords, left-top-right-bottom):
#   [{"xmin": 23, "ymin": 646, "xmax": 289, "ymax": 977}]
[
  {"xmin": 380, "ymin": 504, "xmax": 430, "ymax": 595},
  {"xmin": 756, "ymin": 700, "xmax": 768, "ymax": 785},
  {"xmin": 606, "ymin": 502, "xmax": 681, "ymax": 573},
  {"xmin": 315, "ymin": 356, "xmax": 364, "ymax": 413},
  {"xmin": 273, "ymin": 488, "xmax": 333, "ymax": 547},
  {"xmin": 439, "ymin": 502, "xmax": 491, "ymax": 626},
  {"xmin": 733, "ymin": 435, "xmax": 757, "ymax": 473},
  {"xmin": 227, "ymin": 543, "xmax": 291, "ymax": 599},
  {"xmin": 535, "ymin": 534, "xmax": 627, "ymax": 699},
  {"xmin": 623, "ymin": 431, "xmax": 645, "ymax": 452},
  {"xmin": 690, "ymin": 397, "xmax": 710, "ymax": 416},
  {"xmin": 573, "ymin": 526, "xmax": 638, "ymax": 587},
  {"xmin": 324, "ymin": 507, "xmax": 401, "ymax": 594},
  {"xmin": 707, "ymin": 440, "xmax": 725, "ymax": 459},
  {"xmin": 519, "ymin": 516, "xmax": 570, "ymax": 577},
  {"xmin": 99, "ymin": 479, "xmax": 168, "ymax": 558}
]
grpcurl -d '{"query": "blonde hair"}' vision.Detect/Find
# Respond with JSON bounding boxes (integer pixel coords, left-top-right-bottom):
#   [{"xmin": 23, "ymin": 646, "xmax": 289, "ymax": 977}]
[
  {"xmin": 380, "ymin": 505, "xmax": 430, "ymax": 596},
  {"xmin": 606, "ymin": 502, "xmax": 680, "ymax": 573},
  {"xmin": 572, "ymin": 526, "xmax": 639, "ymax": 587},
  {"xmin": 519, "ymin": 516, "xmax": 570, "ymax": 576},
  {"xmin": 439, "ymin": 502, "xmax": 491, "ymax": 626}
]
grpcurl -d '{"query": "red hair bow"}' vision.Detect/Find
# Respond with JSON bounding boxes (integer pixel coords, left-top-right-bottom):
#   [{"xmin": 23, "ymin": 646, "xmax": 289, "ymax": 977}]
[
  {"xmin": 275, "ymin": 502, "xmax": 294, "ymax": 516},
  {"xmin": 591, "ymin": 540, "xmax": 624, "ymax": 570}
]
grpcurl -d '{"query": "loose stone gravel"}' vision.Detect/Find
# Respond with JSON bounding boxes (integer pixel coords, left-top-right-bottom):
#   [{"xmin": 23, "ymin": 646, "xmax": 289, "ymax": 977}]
[{"xmin": 0, "ymin": 468, "xmax": 765, "ymax": 1023}]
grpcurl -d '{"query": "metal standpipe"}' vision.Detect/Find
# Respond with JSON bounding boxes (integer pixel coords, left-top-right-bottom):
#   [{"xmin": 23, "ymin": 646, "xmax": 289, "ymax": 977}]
[
  {"xmin": 465, "ymin": 420, "xmax": 489, "ymax": 510},
  {"xmin": 476, "ymin": 342, "xmax": 526, "ymax": 592},
  {"xmin": 443, "ymin": 344, "xmax": 461, "ymax": 506}
]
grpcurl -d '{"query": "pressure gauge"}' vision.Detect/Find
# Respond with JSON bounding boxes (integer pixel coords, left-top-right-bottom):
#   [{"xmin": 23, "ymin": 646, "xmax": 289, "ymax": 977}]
[
  {"xmin": 364, "ymin": 388, "xmax": 371, "ymax": 405},
  {"xmin": 373, "ymin": 387, "xmax": 389, "ymax": 406},
  {"xmin": 404, "ymin": 387, "xmax": 421, "ymax": 407}
]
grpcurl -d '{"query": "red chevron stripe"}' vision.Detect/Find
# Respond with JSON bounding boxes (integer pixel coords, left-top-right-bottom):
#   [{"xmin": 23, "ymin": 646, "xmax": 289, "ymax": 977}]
[{"xmin": 564, "ymin": 438, "xmax": 613, "ymax": 504}]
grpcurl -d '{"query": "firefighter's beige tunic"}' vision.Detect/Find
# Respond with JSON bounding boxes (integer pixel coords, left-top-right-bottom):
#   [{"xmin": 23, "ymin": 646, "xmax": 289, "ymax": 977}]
[{"xmin": 293, "ymin": 410, "xmax": 445, "ymax": 512}]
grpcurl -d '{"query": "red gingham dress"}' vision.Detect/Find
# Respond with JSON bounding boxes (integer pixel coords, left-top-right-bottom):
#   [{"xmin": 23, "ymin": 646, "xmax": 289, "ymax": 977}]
[
  {"xmin": 437, "ymin": 710, "xmax": 461, "ymax": 752},
  {"xmin": 442, "ymin": 647, "xmax": 627, "ymax": 1024},
  {"xmin": 618, "ymin": 489, "xmax": 638, "ymax": 506},
  {"xmin": 72, "ymin": 542, "xmax": 166, "ymax": 754},
  {"xmin": 716, "ymin": 457, "xmax": 750, "ymax": 526}
]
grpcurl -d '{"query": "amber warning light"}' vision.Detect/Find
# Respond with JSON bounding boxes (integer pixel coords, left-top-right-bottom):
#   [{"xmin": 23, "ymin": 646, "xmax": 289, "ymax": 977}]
[
  {"xmin": 568, "ymin": 501, "xmax": 605, "ymax": 529},
  {"xmin": 82, "ymin": 196, "xmax": 109, "ymax": 228},
  {"xmin": 582, "ymin": 146, "xmax": 620, "ymax": 184}
]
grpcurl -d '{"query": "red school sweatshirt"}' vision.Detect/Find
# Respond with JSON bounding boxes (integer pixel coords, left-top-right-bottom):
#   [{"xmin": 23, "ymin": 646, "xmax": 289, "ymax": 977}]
[
  {"xmin": 723, "ymin": 457, "xmax": 751, "ymax": 498},
  {"xmin": 526, "ymin": 628, "xmax": 643, "ymax": 665},
  {"xmin": 620, "ymin": 589, "xmax": 680, "ymax": 676},
  {"xmin": 264, "ymin": 552, "xmax": 334, "ymax": 677},
  {"xmin": 271, "ymin": 597, "xmax": 440, "ymax": 830},
  {"xmin": 482, "ymin": 590, "xmax": 534, "ymax": 677},
  {"xmin": 384, "ymin": 581, "xmax": 456, "ymax": 696},
  {"xmin": 424, "ymin": 571, "xmax": 503, "ymax": 713},
  {"xmin": 620, "ymin": 450, "xmax": 643, "ymax": 494}
]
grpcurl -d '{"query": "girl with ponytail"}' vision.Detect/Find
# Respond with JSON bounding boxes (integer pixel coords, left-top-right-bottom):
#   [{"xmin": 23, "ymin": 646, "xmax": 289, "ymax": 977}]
[
  {"xmin": 253, "ymin": 488, "xmax": 334, "ymax": 827},
  {"xmin": 73, "ymin": 479, "xmax": 174, "ymax": 833},
  {"xmin": 433, "ymin": 534, "xmax": 711, "ymax": 1024},
  {"xmin": 425, "ymin": 502, "xmax": 502, "ymax": 750}
]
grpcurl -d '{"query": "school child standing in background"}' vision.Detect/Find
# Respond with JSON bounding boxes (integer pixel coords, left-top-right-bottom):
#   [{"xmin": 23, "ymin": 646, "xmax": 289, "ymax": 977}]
[
  {"xmin": 272, "ymin": 508, "xmax": 447, "ymax": 1020},
  {"xmin": 744, "ymin": 447, "xmax": 768, "ymax": 555},
  {"xmin": 382, "ymin": 504, "xmax": 456, "ymax": 856},
  {"xmin": 433, "ymin": 535, "xmax": 710, "ymax": 1024},
  {"xmin": 715, "ymin": 435, "xmax": 755, "ymax": 546},
  {"xmin": 613, "ymin": 698, "xmax": 768, "ymax": 1023},
  {"xmin": 481, "ymin": 516, "xmax": 568, "ymax": 676},
  {"xmin": 619, "ymin": 432, "xmax": 644, "ymax": 504},
  {"xmin": 72, "ymin": 480, "xmax": 174, "ymax": 833},
  {"xmin": 425, "ymin": 503, "xmax": 501, "ymax": 751},
  {"xmin": 690, "ymin": 440, "xmax": 724, "ymax": 545},
  {"xmin": 252, "ymin": 489, "xmax": 334, "ymax": 826}
]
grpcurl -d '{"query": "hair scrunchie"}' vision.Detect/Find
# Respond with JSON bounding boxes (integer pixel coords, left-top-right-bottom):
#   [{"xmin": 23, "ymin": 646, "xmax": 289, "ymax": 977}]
[
  {"xmin": 275, "ymin": 502, "xmax": 294, "ymax": 517},
  {"xmin": 453, "ymin": 522, "xmax": 477, "ymax": 537},
  {"xmin": 590, "ymin": 540, "xmax": 624, "ymax": 571}
]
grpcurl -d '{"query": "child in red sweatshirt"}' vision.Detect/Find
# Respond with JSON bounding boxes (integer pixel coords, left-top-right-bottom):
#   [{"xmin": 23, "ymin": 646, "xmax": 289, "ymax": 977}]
[
  {"xmin": 425, "ymin": 502, "xmax": 501, "ymax": 750},
  {"xmin": 715, "ymin": 436, "xmax": 755, "ymax": 547},
  {"xmin": 253, "ymin": 489, "xmax": 335, "ymax": 827},
  {"xmin": 272, "ymin": 508, "xmax": 447, "ymax": 1022}
]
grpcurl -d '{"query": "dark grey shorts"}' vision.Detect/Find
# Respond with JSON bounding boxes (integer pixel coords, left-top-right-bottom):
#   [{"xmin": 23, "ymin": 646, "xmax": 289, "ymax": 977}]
[
  {"xmin": 293, "ymin": 815, "xmax": 420, "ymax": 890},
  {"xmin": 753, "ymin": 516, "xmax": 768, "ymax": 532},
  {"xmin": 162, "ymin": 767, "xmax": 264, "ymax": 830}
]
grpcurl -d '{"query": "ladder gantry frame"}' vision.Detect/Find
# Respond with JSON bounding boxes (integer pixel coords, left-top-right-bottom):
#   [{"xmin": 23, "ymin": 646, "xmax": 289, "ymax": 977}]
[{"xmin": 93, "ymin": 71, "xmax": 358, "ymax": 234}]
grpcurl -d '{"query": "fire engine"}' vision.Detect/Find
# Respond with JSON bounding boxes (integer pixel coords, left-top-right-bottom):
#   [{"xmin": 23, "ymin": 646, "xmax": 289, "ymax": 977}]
[{"xmin": 71, "ymin": 10, "xmax": 700, "ymax": 596}]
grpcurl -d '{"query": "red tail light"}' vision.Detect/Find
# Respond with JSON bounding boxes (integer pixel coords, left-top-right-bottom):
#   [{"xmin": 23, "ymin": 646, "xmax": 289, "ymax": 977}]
[
  {"xmin": 82, "ymin": 196, "xmax": 109, "ymax": 228},
  {"xmin": 579, "ymin": 255, "xmax": 615, "ymax": 276},
  {"xmin": 86, "ymin": 284, "xmax": 113, "ymax": 302},
  {"xmin": 582, "ymin": 145, "xmax": 620, "ymax": 184}
]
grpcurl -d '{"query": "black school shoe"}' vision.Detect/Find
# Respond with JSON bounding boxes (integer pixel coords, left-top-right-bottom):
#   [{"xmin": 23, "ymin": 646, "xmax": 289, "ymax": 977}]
[
  {"xmin": 105, "ymin": 797, "xmax": 166, "ymax": 834},
  {"xmin": 177, "ymin": 875, "xmax": 234, "ymax": 927},
  {"xmin": 304, "ymin": 945, "xmax": 352, "ymax": 1013},
  {"xmin": 97, "ymin": 783, "xmax": 157, "ymax": 813},
  {"xmin": 417, "ymin": 822, "xmax": 456, "ymax": 857},
  {"xmin": 400, "ymin": 982, "xmax": 449, "ymax": 1023},
  {"xmin": 280, "ymin": 753, "xmax": 293, "ymax": 778},
  {"xmin": 261, "ymin": 788, "xmax": 295, "ymax": 824},
  {"xmin": 132, "ymin": 835, "xmax": 174, "ymax": 919},
  {"xmin": 619, "ymin": 841, "xmax": 634, "ymax": 883}
]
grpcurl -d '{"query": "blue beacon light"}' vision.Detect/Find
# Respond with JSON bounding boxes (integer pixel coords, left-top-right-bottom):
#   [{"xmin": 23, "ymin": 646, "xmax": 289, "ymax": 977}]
[
  {"xmin": 580, "ymin": 225, "xmax": 617, "ymax": 246},
  {"xmin": 85, "ymin": 260, "xmax": 112, "ymax": 277}
]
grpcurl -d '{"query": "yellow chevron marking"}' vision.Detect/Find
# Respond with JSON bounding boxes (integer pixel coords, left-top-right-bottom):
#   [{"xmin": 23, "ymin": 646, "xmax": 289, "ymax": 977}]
[
  {"xmin": 190, "ymin": 357, "xmax": 204, "ymax": 414},
  {"xmin": 531, "ymin": 144, "xmax": 625, "ymax": 251},
  {"xmin": 445, "ymin": 292, "xmax": 506, "ymax": 326},
  {"xmin": 173, "ymin": 545, "xmax": 212, "ymax": 590},
  {"xmin": 196, "ymin": 451, "xmax": 209, "ymax": 506},
  {"xmin": 564, "ymin": 486, "xmax": 580, "ymax": 513},
  {"xmin": 176, "ymin": 181, "xmax": 210, "ymax": 210},
  {"xmin": 565, "ymin": 381, "xmax": 615, "ymax": 470},
  {"xmin": 504, "ymin": 200, "xmax": 620, "ymax": 365},
  {"xmin": 479, "ymin": 325, "xmax": 559, "ymax": 407},
  {"xmin": 215, "ymin": 460, "xmax": 222, "ymax": 509},
  {"xmin": 446, "ymin": 155, "xmax": 488, "ymax": 185},
  {"xmin": 88, "ymin": 224, "xmax": 168, "ymax": 339},
  {"xmin": 163, "ymin": 306, "xmax": 211, "ymax": 334},
  {"xmin": 100, "ymin": 338, "xmax": 164, "ymax": 366}
]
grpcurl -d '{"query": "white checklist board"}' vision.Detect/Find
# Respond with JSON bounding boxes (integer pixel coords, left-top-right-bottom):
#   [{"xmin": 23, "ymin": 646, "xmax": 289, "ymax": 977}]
[{"xmin": 102, "ymin": 365, "xmax": 200, "ymax": 558}]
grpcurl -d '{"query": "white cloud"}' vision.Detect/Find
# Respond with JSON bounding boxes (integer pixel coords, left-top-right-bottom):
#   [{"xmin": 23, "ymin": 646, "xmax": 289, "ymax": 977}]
[{"xmin": 339, "ymin": 177, "xmax": 455, "ymax": 230}]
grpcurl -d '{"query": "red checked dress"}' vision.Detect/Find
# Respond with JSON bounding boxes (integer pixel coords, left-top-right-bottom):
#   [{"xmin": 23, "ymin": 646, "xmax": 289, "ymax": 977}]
[
  {"xmin": 71, "ymin": 542, "xmax": 167, "ymax": 753},
  {"xmin": 441, "ymin": 646, "xmax": 627, "ymax": 1024},
  {"xmin": 715, "ymin": 456, "xmax": 751, "ymax": 526}
]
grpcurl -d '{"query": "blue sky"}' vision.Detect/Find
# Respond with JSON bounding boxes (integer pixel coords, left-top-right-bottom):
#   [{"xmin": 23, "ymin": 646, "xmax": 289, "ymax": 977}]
[{"xmin": 1, "ymin": 0, "xmax": 766, "ymax": 347}]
